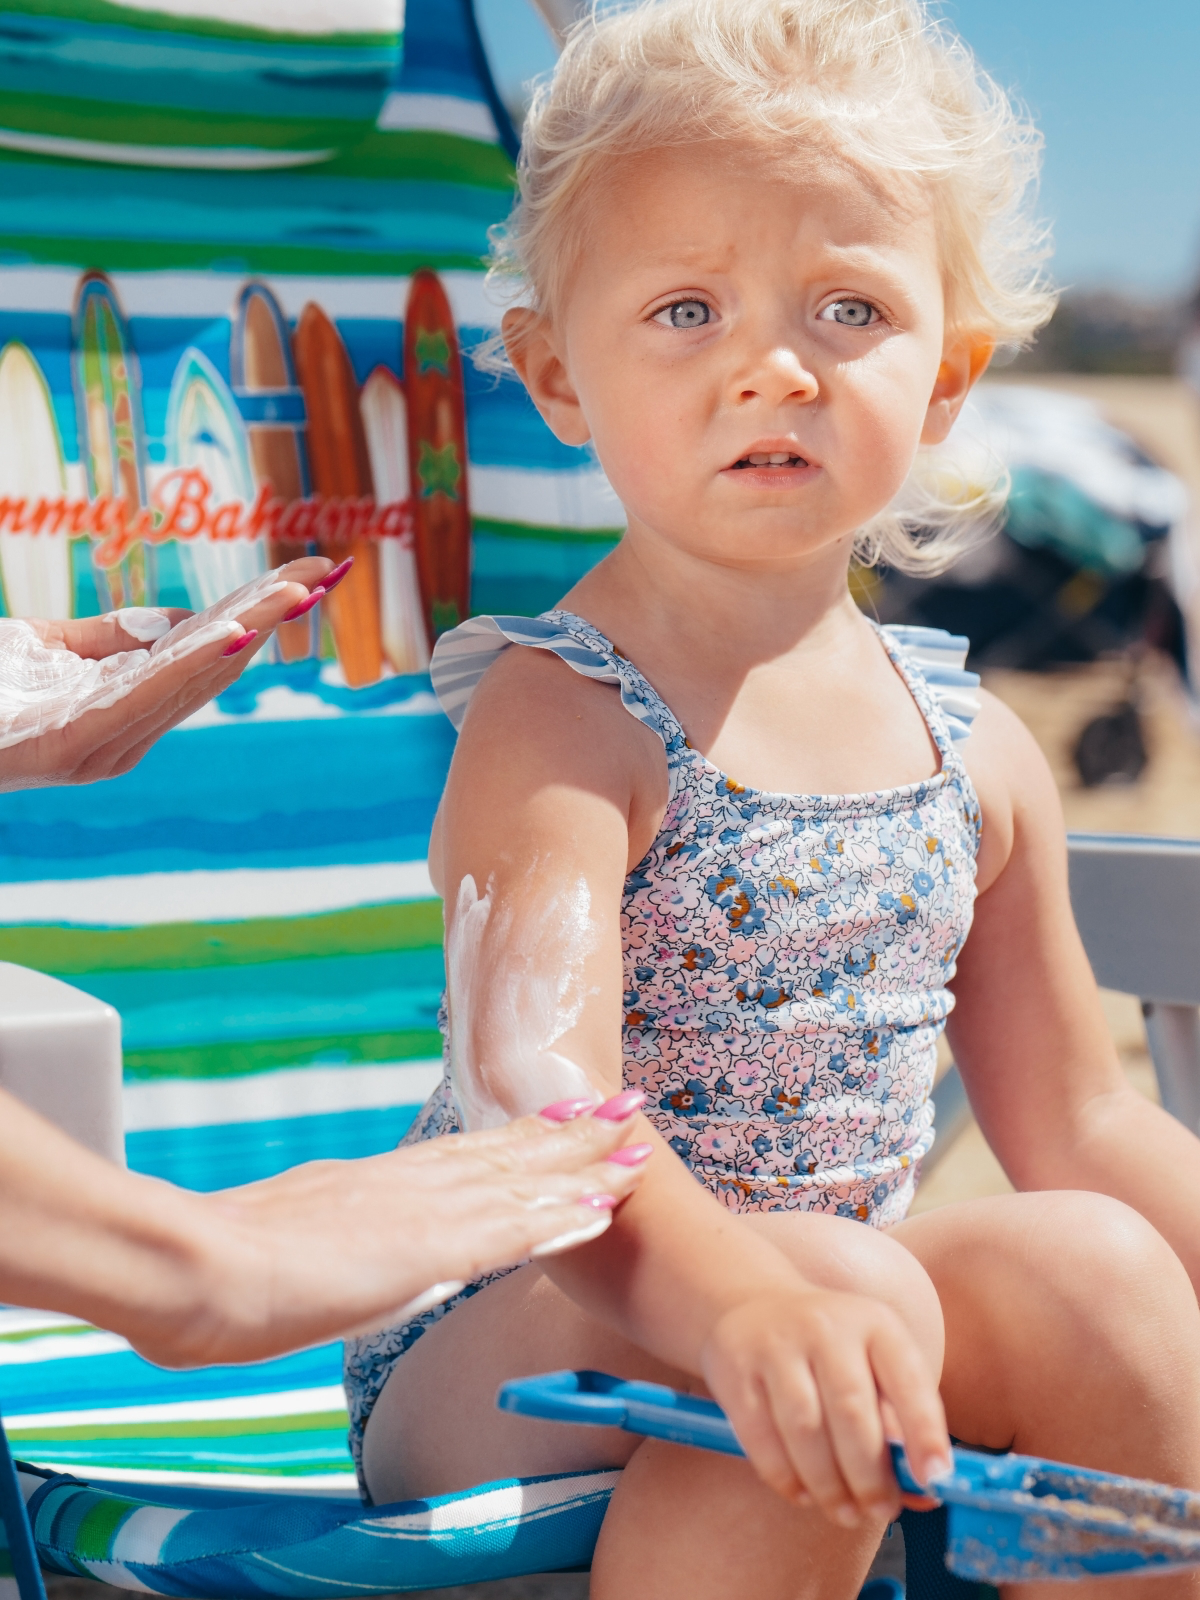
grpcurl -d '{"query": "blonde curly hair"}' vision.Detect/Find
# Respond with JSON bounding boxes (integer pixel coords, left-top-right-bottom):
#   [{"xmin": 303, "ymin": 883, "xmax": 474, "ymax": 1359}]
[{"xmin": 483, "ymin": 0, "xmax": 1057, "ymax": 574}]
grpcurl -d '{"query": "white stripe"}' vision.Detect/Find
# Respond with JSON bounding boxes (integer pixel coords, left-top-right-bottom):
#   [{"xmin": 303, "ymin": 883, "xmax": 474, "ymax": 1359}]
[
  {"xmin": 0, "ymin": 1309, "xmax": 89, "ymax": 1337},
  {"xmin": 78, "ymin": 1564, "xmax": 163, "ymax": 1596},
  {"xmin": 0, "ymin": 129, "xmax": 334, "ymax": 170},
  {"xmin": 109, "ymin": 1505, "xmax": 192, "ymax": 1566},
  {"xmin": 0, "ymin": 861, "xmax": 436, "ymax": 926},
  {"xmin": 123, "ymin": 1060, "xmax": 442, "ymax": 1131},
  {"xmin": 376, "ymin": 92, "xmax": 498, "ymax": 142},
  {"xmin": 111, "ymin": 0, "xmax": 401, "ymax": 35},
  {"xmin": 0, "ymin": 1331, "xmax": 129, "ymax": 1363},
  {"xmin": 31, "ymin": 1462, "xmax": 360, "ymax": 1493},
  {"xmin": 470, "ymin": 463, "xmax": 624, "ymax": 533},
  {"xmin": 7, "ymin": 1386, "xmax": 347, "ymax": 1432},
  {"xmin": 174, "ymin": 683, "xmax": 443, "ymax": 730},
  {"xmin": 0, "ymin": 267, "xmax": 501, "ymax": 328}
]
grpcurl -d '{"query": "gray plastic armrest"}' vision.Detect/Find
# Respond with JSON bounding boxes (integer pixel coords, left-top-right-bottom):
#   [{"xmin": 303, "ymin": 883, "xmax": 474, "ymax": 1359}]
[{"xmin": 0, "ymin": 963, "xmax": 124, "ymax": 1166}]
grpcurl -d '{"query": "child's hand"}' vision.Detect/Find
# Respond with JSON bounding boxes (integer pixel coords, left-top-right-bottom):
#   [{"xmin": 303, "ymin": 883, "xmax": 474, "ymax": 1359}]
[{"xmin": 701, "ymin": 1284, "xmax": 951, "ymax": 1526}]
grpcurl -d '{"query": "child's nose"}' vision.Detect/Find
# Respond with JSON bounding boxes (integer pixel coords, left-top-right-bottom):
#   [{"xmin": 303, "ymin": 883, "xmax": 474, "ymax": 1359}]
[{"xmin": 733, "ymin": 343, "xmax": 818, "ymax": 408}]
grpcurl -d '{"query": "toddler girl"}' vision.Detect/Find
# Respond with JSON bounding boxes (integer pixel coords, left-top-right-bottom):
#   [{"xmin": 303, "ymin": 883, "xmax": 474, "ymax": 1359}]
[{"xmin": 348, "ymin": 4, "xmax": 1200, "ymax": 1596}]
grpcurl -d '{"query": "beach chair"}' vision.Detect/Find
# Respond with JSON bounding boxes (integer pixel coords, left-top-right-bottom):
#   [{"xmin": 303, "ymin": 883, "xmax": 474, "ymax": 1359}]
[{"xmin": 1067, "ymin": 833, "xmax": 1200, "ymax": 1131}]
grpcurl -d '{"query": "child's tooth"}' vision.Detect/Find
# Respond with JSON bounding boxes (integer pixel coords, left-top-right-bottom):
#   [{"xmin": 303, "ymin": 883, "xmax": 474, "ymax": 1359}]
[
  {"xmin": 768, "ymin": 453, "xmax": 790, "ymax": 464},
  {"xmin": 748, "ymin": 453, "xmax": 769, "ymax": 465}
]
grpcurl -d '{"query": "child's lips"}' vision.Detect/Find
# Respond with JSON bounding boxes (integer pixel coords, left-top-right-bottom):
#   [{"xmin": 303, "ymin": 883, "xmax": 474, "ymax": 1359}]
[{"xmin": 720, "ymin": 452, "xmax": 820, "ymax": 484}]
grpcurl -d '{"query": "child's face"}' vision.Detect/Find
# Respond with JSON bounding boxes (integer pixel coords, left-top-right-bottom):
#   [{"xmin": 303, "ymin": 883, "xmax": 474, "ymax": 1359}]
[{"xmin": 507, "ymin": 142, "xmax": 987, "ymax": 572}]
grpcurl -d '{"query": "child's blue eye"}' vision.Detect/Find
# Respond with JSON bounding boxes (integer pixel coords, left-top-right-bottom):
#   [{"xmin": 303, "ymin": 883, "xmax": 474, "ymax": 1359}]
[
  {"xmin": 821, "ymin": 299, "xmax": 877, "ymax": 327},
  {"xmin": 657, "ymin": 300, "xmax": 710, "ymax": 328}
]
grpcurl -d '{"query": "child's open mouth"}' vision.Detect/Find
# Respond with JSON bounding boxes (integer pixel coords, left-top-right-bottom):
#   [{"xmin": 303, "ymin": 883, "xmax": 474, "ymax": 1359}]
[{"xmin": 730, "ymin": 452, "xmax": 809, "ymax": 469}]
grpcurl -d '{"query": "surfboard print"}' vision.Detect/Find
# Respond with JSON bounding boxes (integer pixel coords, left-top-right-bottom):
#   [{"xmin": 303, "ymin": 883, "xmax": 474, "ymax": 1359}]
[
  {"xmin": 293, "ymin": 302, "xmax": 383, "ymax": 687},
  {"xmin": 166, "ymin": 347, "xmax": 264, "ymax": 611},
  {"xmin": 404, "ymin": 268, "xmax": 471, "ymax": 645},
  {"xmin": 73, "ymin": 273, "xmax": 151, "ymax": 609},
  {"xmin": 231, "ymin": 281, "xmax": 312, "ymax": 660},
  {"xmin": 360, "ymin": 366, "xmax": 428, "ymax": 674},
  {"xmin": 0, "ymin": 343, "xmax": 71, "ymax": 619}
]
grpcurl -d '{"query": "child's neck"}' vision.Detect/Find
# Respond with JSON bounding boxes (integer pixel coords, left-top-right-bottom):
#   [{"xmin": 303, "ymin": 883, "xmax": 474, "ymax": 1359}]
[{"xmin": 569, "ymin": 520, "xmax": 866, "ymax": 675}]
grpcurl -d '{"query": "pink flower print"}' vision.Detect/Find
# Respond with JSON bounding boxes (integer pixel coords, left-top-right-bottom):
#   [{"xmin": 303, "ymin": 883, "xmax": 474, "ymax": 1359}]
[
  {"xmin": 650, "ymin": 879, "xmax": 703, "ymax": 918},
  {"xmin": 726, "ymin": 935, "xmax": 758, "ymax": 964},
  {"xmin": 697, "ymin": 1128, "xmax": 731, "ymax": 1161},
  {"xmin": 733, "ymin": 1059, "xmax": 765, "ymax": 1091}
]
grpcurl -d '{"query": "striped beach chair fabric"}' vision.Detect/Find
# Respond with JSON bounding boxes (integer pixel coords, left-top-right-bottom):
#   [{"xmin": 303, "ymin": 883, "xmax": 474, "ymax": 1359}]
[{"xmin": 0, "ymin": 0, "xmax": 633, "ymax": 1590}]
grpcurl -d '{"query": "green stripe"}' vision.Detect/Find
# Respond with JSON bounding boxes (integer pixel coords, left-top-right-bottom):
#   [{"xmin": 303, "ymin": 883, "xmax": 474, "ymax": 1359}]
[
  {"xmin": 0, "ymin": 1322, "xmax": 96, "ymax": 1344},
  {"xmin": 5, "ymin": 899, "xmax": 443, "ymax": 976},
  {"xmin": 0, "ymin": 105, "xmax": 515, "ymax": 187},
  {"xmin": 319, "ymin": 129, "xmax": 514, "ymax": 187},
  {"xmin": 474, "ymin": 515, "xmax": 624, "ymax": 545},
  {"xmin": 0, "ymin": 229, "xmax": 488, "ymax": 277},
  {"xmin": 10, "ymin": 1412, "xmax": 348, "ymax": 1442},
  {"xmin": 2, "ymin": 0, "xmax": 397, "ymax": 47},
  {"xmin": 75, "ymin": 1497, "xmax": 139, "ymax": 1564},
  {"xmin": 0, "ymin": 91, "xmax": 380, "ymax": 153},
  {"xmin": 123, "ymin": 1027, "xmax": 442, "ymax": 1081}
]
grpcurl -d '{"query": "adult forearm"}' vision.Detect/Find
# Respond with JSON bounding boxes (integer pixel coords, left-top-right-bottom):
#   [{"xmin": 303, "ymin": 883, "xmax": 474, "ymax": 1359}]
[{"xmin": 0, "ymin": 1090, "xmax": 218, "ymax": 1347}]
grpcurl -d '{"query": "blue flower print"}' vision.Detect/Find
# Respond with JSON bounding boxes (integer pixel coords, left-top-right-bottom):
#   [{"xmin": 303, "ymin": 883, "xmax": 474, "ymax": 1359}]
[
  {"xmin": 911, "ymin": 869, "xmax": 934, "ymax": 897},
  {"xmin": 843, "ymin": 947, "xmax": 876, "ymax": 978},
  {"xmin": 764, "ymin": 1088, "xmax": 805, "ymax": 1124},
  {"xmin": 706, "ymin": 867, "xmax": 762, "ymax": 932},
  {"xmin": 659, "ymin": 1079, "xmax": 711, "ymax": 1118},
  {"xmin": 669, "ymin": 1135, "xmax": 694, "ymax": 1166},
  {"xmin": 752, "ymin": 1133, "xmax": 773, "ymax": 1157}
]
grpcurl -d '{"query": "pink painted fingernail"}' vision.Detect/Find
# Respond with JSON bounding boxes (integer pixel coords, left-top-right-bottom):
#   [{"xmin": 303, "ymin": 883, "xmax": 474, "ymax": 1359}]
[
  {"xmin": 593, "ymin": 1090, "xmax": 646, "ymax": 1122},
  {"xmin": 282, "ymin": 586, "xmax": 324, "ymax": 622},
  {"xmin": 322, "ymin": 557, "xmax": 354, "ymax": 592},
  {"xmin": 606, "ymin": 1142, "xmax": 653, "ymax": 1167},
  {"xmin": 539, "ymin": 1098, "xmax": 596, "ymax": 1122},
  {"xmin": 222, "ymin": 629, "xmax": 258, "ymax": 657},
  {"xmin": 581, "ymin": 1194, "xmax": 617, "ymax": 1209}
]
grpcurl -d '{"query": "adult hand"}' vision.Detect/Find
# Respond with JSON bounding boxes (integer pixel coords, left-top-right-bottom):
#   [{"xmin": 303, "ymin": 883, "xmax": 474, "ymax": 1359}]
[
  {"xmin": 138, "ymin": 1103, "xmax": 652, "ymax": 1368},
  {"xmin": 0, "ymin": 556, "xmax": 341, "ymax": 791}
]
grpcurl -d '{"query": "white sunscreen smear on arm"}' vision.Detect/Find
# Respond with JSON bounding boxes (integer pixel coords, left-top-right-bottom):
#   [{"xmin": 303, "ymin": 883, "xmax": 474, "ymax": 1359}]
[
  {"xmin": 0, "ymin": 567, "xmax": 290, "ymax": 751},
  {"xmin": 447, "ymin": 871, "xmax": 600, "ymax": 1131}
]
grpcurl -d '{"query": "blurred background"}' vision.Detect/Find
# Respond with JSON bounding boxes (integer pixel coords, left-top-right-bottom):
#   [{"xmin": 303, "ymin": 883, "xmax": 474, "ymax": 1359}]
[{"xmin": 475, "ymin": 0, "xmax": 1200, "ymax": 1207}]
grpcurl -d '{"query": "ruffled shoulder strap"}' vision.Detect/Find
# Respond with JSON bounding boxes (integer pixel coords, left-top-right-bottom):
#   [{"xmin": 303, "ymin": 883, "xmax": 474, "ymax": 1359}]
[
  {"xmin": 881, "ymin": 624, "xmax": 981, "ymax": 746},
  {"xmin": 430, "ymin": 612, "xmax": 687, "ymax": 765}
]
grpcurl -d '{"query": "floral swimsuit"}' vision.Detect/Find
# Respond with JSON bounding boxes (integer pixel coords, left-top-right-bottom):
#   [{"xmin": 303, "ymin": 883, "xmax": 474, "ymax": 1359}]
[{"xmin": 344, "ymin": 610, "xmax": 982, "ymax": 1491}]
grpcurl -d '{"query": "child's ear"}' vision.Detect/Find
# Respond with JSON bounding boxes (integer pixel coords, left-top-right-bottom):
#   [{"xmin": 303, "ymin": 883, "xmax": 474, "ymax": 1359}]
[
  {"xmin": 502, "ymin": 308, "xmax": 592, "ymax": 447},
  {"xmin": 920, "ymin": 334, "xmax": 994, "ymax": 445}
]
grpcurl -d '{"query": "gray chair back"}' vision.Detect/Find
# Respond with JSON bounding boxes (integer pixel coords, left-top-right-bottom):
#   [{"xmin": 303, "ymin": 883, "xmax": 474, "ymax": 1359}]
[{"xmin": 1067, "ymin": 833, "xmax": 1200, "ymax": 1134}]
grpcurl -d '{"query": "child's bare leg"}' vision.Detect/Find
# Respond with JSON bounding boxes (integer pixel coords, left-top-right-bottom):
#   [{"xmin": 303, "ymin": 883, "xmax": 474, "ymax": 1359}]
[
  {"xmin": 362, "ymin": 1211, "xmax": 943, "ymax": 1600},
  {"xmin": 891, "ymin": 1191, "xmax": 1200, "ymax": 1600}
]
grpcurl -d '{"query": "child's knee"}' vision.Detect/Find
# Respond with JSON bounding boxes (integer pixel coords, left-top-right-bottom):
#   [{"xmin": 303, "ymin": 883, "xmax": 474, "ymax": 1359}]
[
  {"xmin": 746, "ymin": 1211, "xmax": 944, "ymax": 1375},
  {"xmin": 946, "ymin": 1191, "xmax": 1200, "ymax": 1386},
  {"xmin": 1050, "ymin": 1192, "xmax": 1198, "ymax": 1340}
]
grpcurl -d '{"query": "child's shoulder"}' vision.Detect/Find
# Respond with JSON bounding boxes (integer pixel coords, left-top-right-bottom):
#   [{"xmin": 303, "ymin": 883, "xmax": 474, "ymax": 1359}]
[{"xmin": 436, "ymin": 614, "xmax": 666, "ymax": 784}]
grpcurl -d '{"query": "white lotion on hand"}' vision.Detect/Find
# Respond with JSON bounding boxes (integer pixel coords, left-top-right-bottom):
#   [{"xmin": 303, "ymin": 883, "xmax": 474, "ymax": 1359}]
[
  {"xmin": 0, "ymin": 567, "xmax": 292, "ymax": 750},
  {"xmin": 446, "ymin": 871, "xmax": 599, "ymax": 1131}
]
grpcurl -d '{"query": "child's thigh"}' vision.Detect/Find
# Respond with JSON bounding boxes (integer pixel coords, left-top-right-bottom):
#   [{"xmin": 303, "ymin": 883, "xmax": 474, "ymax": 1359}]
[
  {"xmin": 360, "ymin": 1261, "xmax": 688, "ymax": 1504},
  {"xmin": 890, "ymin": 1191, "xmax": 1200, "ymax": 1477}
]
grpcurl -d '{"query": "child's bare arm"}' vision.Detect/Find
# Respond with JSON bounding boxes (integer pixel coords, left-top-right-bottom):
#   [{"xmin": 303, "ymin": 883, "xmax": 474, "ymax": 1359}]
[
  {"xmin": 950, "ymin": 692, "xmax": 1200, "ymax": 1283},
  {"xmin": 436, "ymin": 646, "xmax": 951, "ymax": 1522}
]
